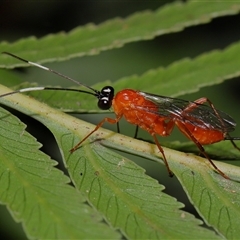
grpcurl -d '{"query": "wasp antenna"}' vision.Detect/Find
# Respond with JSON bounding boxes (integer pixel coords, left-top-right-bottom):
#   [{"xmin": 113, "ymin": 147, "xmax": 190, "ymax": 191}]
[
  {"xmin": 2, "ymin": 52, "xmax": 99, "ymax": 95},
  {"xmin": 0, "ymin": 87, "xmax": 45, "ymax": 98},
  {"xmin": 0, "ymin": 87, "xmax": 97, "ymax": 99}
]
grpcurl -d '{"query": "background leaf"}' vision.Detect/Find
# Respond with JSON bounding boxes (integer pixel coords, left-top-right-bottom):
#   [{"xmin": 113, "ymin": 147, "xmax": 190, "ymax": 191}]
[
  {"xmin": 1, "ymin": 41, "xmax": 240, "ymax": 113},
  {"xmin": 0, "ymin": 1, "xmax": 239, "ymax": 67}
]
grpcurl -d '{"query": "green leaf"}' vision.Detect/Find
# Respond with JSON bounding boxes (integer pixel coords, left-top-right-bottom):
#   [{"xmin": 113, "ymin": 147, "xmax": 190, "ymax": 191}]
[
  {"xmin": 0, "ymin": 1, "xmax": 240, "ymax": 67},
  {"xmin": 0, "ymin": 104, "xmax": 120, "ymax": 239},
  {"xmin": 1, "ymin": 40, "xmax": 240, "ymax": 114},
  {"xmin": 0, "ymin": 84, "xmax": 223, "ymax": 239}
]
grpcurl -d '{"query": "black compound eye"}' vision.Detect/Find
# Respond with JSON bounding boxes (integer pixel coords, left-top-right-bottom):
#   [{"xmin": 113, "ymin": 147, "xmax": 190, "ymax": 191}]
[
  {"xmin": 98, "ymin": 97, "xmax": 111, "ymax": 110},
  {"xmin": 97, "ymin": 86, "xmax": 114, "ymax": 110}
]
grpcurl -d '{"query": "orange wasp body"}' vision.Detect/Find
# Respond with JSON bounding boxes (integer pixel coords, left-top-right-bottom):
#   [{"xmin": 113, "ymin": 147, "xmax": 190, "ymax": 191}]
[
  {"xmin": 2, "ymin": 52, "xmax": 239, "ymax": 179},
  {"xmin": 71, "ymin": 88, "xmax": 238, "ymax": 179}
]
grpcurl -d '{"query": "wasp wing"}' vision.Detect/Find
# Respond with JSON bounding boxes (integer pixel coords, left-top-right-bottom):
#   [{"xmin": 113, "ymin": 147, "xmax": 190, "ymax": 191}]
[{"xmin": 138, "ymin": 91, "xmax": 236, "ymax": 132}]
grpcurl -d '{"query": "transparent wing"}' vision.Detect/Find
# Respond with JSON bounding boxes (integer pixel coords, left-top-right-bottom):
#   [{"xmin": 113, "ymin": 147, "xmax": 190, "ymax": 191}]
[{"xmin": 138, "ymin": 91, "xmax": 236, "ymax": 132}]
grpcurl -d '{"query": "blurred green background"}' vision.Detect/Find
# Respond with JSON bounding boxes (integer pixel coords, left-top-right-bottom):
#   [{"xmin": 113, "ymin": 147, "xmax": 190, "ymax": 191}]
[{"xmin": 1, "ymin": 0, "xmax": 240, "ymax": 238}]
